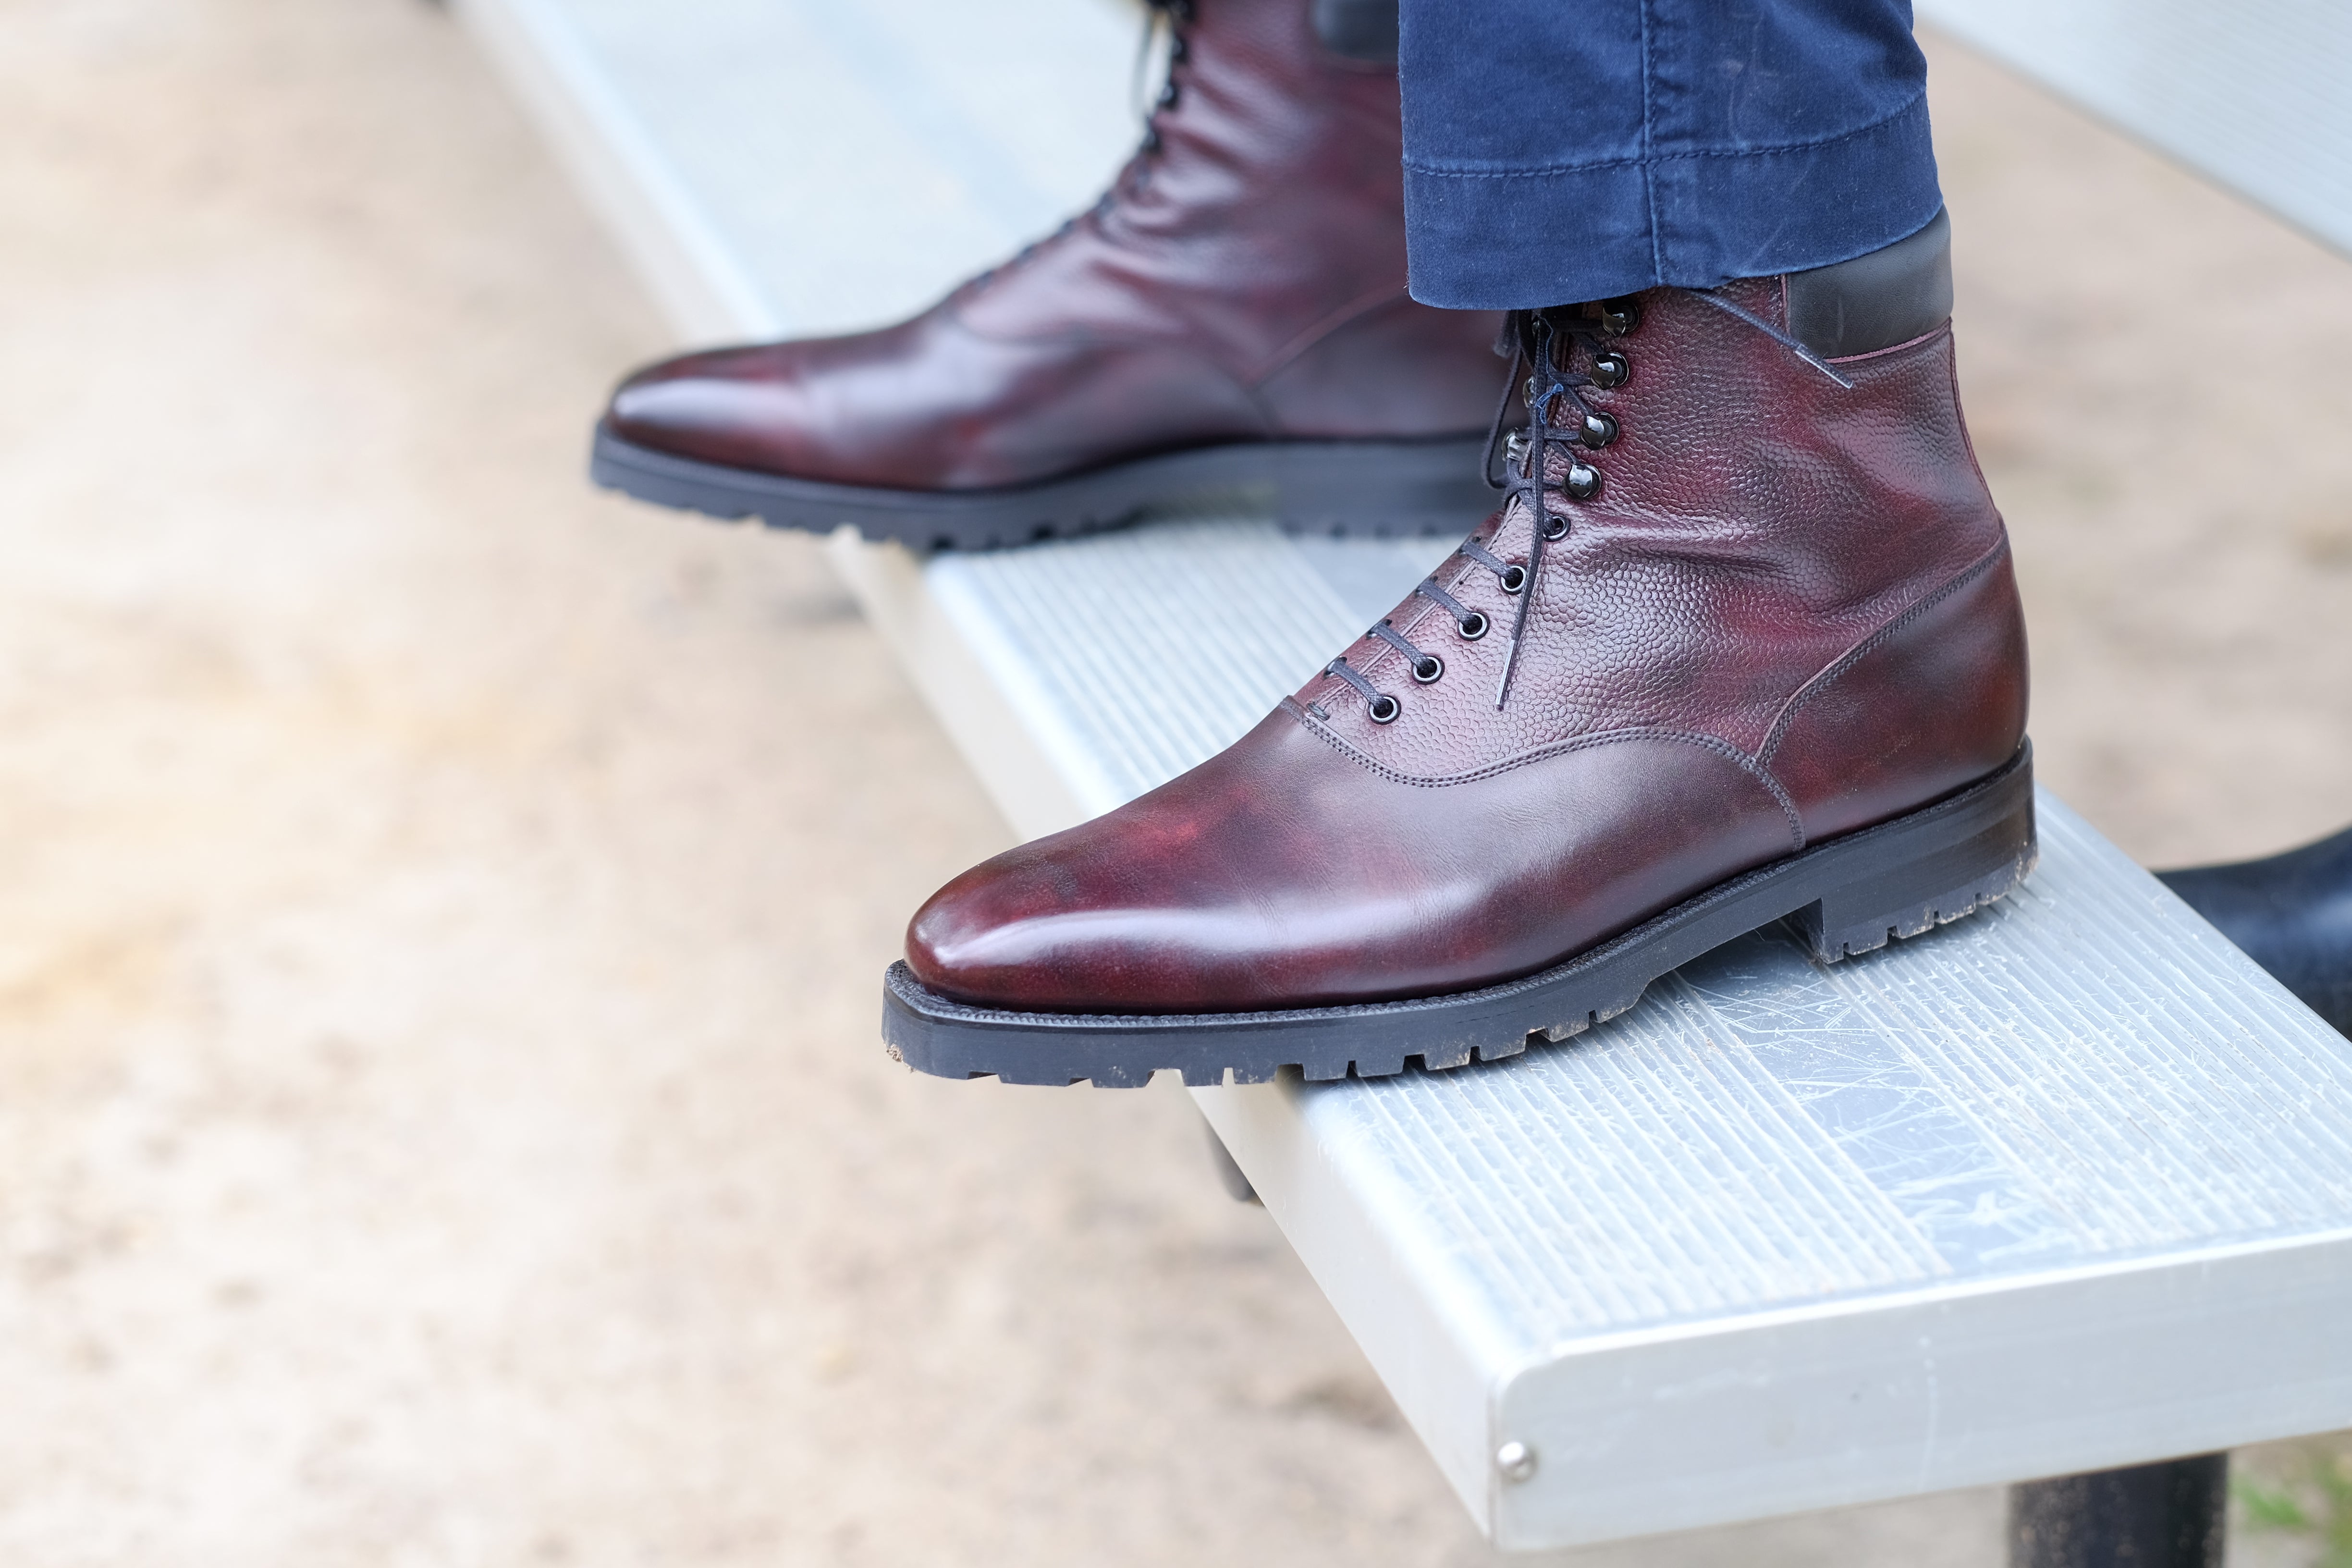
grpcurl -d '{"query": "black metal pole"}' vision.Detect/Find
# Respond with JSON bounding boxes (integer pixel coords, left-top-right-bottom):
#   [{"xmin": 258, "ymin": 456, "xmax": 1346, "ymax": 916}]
[{"xmin": 2009, "ymin": 1454, "xmax": 2227, "ymax": 1568}]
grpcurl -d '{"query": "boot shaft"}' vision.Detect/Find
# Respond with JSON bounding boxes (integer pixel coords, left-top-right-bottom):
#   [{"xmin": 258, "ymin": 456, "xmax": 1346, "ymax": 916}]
[
  {"xmin": 1298, "ymin": 229, "xmax": 2025, "ymax": 829},
  {"xmin": 1121, "ymin": 0, "xmax": 1409, "ymax": 222},
  {"xmin": 956, "ymin": 0, "xmax": 1431, "ymax": 376}
]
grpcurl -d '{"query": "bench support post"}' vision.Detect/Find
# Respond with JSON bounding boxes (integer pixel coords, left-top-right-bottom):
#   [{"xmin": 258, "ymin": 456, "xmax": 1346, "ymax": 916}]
[{"xmin": 2009, "ymin": 1454, "xmax": 2226, "ymax": 1568}]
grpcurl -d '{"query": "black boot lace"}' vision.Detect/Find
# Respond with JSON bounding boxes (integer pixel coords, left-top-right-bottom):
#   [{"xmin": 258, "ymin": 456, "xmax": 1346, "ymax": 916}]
[
  {"xmin": 1314, "ymin": 302, "xmax": 1637, "ymax": 725},
  {"xmin": 1313, "ymin": 285, "xmax": 1867, "ymax": 728},
  {"xmin": 1132, "ymin": 0, "xmax": 1197, "ymax": 160},
  {"xmin": 1482, "ymin": 302, "xmax": 1637, "ymax": 707},
  {"xmin": 965, "ymin": 0, "xmax": 1194, "ymax": 297}
]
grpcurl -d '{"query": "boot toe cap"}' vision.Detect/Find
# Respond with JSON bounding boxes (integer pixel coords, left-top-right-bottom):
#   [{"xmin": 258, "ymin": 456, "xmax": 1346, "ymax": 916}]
[
  {"xmin": 904, "ymin": 861, "xmax": 1112, "ymax": 1011},
  {"xmin": 904, "ymin": 840, "xmax": 1259, "ymax": 1014},
  {"xmin": 603, "ymin": 345, "xmax": 809, "ymax": 472}
]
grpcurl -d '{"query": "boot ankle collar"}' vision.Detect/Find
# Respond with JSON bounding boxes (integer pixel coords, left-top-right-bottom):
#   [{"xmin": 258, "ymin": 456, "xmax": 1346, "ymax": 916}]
[{"xmin": 1784, "ymin": 208, "xmax": 1953, "ymax": 359}]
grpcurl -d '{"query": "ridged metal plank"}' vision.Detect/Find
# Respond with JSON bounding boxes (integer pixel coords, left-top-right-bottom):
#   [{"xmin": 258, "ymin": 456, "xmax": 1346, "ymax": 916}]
[
  {"xmin": 1198, "ymin": 798, "xmax": 2352, "ymax": 1542},
  {"xmin": 1275, "ymin": 800, "xmax": 2352, "ymax": 1349}
]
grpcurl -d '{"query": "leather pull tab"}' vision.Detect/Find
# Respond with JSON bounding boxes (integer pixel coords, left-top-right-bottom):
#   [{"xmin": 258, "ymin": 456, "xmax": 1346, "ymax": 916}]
[
  {"xmin": 1784, "ymin": 208, "xmax": 1954, "ymax": 358},
  {"xmin": 1312, "ymin": 0, "xmax": 1398, "ymax": 62}
]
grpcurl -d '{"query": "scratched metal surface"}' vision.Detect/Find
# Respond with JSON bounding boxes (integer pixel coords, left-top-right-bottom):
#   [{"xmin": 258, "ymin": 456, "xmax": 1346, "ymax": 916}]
[
  {"xmin": 1198, "ymin": 794, "xmax": 2352, "ymax": 1544},
  {"xmin": 1306, "ymin": 794, "xmax": 2352, "ymax": 1348}
]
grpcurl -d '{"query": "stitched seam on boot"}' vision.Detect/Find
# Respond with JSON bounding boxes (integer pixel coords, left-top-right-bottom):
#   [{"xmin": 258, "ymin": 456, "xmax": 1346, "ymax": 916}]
[
  {"xmin": 1244, "ymin": 283, "xmax": 1427, "ymax": 390},
  {"xmin": 1825, "ymin": 322, "xmax": 1949, "ymax": 365},
  {"xmin": 1280, "ymin": 707, "xmax": 1807, "ymax": 851},
  {"xmin": 1755, "ymin": 534, "xmax": 2010, "ymax": 769},
  {"xmin": 1947, "ymin": 338, "xmax": 1996, "ymax": 492}
]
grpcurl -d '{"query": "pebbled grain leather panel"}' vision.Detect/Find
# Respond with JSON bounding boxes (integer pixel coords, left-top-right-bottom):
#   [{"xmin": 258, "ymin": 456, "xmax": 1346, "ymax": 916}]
[
  {"xmin": 1763, "ymin": 540, "xmax": 2029, "ymax": 844},
  {"xmin": 1298, "ymin": 283, "xmax": 2004, "ymax": 777}
]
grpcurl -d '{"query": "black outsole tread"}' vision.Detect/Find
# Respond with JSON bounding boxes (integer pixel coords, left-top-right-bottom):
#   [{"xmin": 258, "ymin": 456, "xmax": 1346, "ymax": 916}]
[{"xmin": 589, "ymin": 423, "xmax": 1494, "ymax": 550}]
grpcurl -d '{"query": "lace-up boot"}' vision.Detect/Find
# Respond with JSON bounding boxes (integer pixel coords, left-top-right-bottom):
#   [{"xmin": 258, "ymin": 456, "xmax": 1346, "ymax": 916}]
[
  {"xmin": 884, "ymin": 211, "xmax": 2039, "ymax": 1086},
  {"xmin": 591, "ymin": 0, "xmax": 1502, "ymax": 550}
]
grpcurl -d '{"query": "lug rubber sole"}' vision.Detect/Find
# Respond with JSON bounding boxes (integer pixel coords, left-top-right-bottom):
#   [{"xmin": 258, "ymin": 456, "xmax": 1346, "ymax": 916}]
[
  {"xmin": 589, "ymin": 422, "xmax": 1494, "ymax": 550},
  {"xmin": 881, "ymin": 744, "xmax": 2038, "ymax": 1087}
]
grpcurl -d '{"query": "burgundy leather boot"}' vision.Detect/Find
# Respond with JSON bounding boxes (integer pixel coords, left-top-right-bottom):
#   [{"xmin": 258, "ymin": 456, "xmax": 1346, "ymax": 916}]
[
  {"xmin": 883, "ymin": 212, "xmax": 2038, "ymax": 1086},
  {"xmin": 590, "ymin": 0, "xmax": 1503, "ymax": 550}
]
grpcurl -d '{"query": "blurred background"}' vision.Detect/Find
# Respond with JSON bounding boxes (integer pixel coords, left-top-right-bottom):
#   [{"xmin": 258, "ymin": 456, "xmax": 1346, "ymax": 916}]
[{"xmin": 3, "ymin": 0, "xmax": 2350, "ymax": 1564}]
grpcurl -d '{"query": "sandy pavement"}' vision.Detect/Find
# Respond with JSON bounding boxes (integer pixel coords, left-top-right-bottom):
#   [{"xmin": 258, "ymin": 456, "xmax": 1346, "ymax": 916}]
[{"xmin": 0, "ymin": 1, "xmax": 2348, "ymax": 1564}]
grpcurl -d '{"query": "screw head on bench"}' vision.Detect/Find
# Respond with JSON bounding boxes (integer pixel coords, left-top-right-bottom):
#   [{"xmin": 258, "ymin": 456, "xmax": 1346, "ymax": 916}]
[{"xmin": 1496, "ymin": 1440, "xmax": 1537, "ymax": 1482}]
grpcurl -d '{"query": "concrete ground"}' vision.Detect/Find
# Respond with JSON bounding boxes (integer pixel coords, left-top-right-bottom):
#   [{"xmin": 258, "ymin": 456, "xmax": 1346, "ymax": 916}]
[{"xmin": 0, "ymin": 1, "xmax": 2347, "ymax": 1564}]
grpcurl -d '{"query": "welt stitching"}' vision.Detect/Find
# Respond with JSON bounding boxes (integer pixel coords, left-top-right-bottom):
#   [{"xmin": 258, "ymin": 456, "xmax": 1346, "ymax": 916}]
[
  {"xmin": 1281, "ymin": 706, "xmax": 1808, "ymax": 850},
  {"xmin": 1757, "ymin": 536, "xmax": 2009, "ymax": 766},
  {"xmin": 1401, "ymin": 90, "xmax": 1927, "ymax": 180}
]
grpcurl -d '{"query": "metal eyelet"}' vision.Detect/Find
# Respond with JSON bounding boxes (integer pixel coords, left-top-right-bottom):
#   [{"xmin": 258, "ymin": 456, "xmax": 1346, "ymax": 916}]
[
  {"xmin": 1541, "ymin": 513, "xmax": 1569, "ymax": 541},
  {"xmin": 1457, "ymin": 611, "xmax": 1488, "ymax": 641},
  {"xmin": 1368, "ymin": 694, "xmax": 1401, "ymax": 724},
  {"xmin": 1565, "ymin": 463, "xmax": 1602, "ymax": 501},
  {"xmin": 1591, "ymin": 351, "xmax": 1629, "ymax": 390},
  {"xmin": 1411, "ymin": 654, "xmax": 1444, "ymax": 685},
  {"xmin": 1599, "ymin": 298, "xmax": 1642, "ymax": 336},
  {"xmin": 1157, "ymin": 81, "xmax": 1180, "ymax": 108},
  {"xmin": 1498, "ymin": 564, "xmax": 1527, "ymax": 594},
  {"xmin": 1580, "ymin": 411, "xmax": 1618, "ymax": 449}
]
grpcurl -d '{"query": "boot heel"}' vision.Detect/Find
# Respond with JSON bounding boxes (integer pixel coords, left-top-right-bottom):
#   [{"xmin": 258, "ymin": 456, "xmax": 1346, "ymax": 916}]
[{"xmin": 1788, "ymin": 748, "xmax": 2039, "ymax": 963}]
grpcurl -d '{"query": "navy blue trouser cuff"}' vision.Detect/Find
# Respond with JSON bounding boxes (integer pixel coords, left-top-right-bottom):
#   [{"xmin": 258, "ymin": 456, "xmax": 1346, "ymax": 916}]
[{"xmin": 1398, "ymin": 0, "xmax": 1945, "ymax": 308}]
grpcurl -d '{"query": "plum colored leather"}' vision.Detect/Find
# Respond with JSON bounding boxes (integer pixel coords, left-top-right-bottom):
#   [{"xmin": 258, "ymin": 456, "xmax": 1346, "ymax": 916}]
[
  {"xmin": 604, "ymin": 0, "xmax": 1503, "ymax": 490},
  {"xmin": 906, "ymin": 281, "xmax": 2029, "ymax": 1012}
]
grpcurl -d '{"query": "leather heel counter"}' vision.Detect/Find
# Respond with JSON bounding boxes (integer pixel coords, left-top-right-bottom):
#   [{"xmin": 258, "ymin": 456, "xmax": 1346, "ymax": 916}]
[
  {"xmin": 1764, "ymin": 542, "xmax": 2030, "ymax": 844},
  {"xmin": 1252, "ymin": 295, "xmax": 1507, "ymax": 438}
]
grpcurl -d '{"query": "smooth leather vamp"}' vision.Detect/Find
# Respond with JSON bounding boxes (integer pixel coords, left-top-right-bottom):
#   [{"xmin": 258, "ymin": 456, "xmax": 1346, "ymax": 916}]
[
  {"xmin": 607, "ymin": 314, "xmax": 1271, "ymax": 489},
  {"xmin": 907, "ymin": 711, "xmax": 1797, "ymax": 1012}
]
